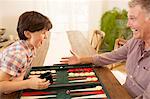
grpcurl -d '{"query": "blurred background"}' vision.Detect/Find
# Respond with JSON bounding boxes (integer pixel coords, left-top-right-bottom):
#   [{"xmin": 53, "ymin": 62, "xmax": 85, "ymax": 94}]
[{"xmin": 0, "ymin": 0, "xmax": 129, "ymax": 38}]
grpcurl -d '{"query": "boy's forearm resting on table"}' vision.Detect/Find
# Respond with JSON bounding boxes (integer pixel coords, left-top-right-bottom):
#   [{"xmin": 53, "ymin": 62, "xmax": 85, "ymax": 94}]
[{"xmin": 0, "ymin": 80, "xmax": 30, "ymax": 94}]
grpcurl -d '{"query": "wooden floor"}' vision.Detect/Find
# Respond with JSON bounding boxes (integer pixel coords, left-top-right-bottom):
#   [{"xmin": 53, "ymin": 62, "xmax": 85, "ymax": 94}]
[
  {"xmin": 111, "ymin": 65, "xmax": 127, "ymax": 85},
  {"xmin": 113, "ymin": 64, "xmax": 126, "ymax": 73}
]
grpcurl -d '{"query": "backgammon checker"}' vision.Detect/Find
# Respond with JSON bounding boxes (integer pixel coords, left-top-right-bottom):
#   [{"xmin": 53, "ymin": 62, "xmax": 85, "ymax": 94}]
[{"xmin": 39, "ymin": 72, "xmax": 53, "ymax": 84}]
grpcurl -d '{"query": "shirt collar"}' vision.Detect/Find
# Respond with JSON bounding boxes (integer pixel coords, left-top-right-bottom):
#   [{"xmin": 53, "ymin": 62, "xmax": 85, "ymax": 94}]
[
  {"xmin": 139, "ymin": 40, "xmax": 150, "ymax": 57},
  {"xmin": 139, "ymin": 40, "xmax": 145, "ymax": 52},
  {"xmin": 21, "ymin": 40, "xmax": 36, "ymax": 57}
]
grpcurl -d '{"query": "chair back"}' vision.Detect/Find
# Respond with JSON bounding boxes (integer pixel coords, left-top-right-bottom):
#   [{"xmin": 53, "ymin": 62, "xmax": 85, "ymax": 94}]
[{"xmin": 90, "ymin": 30, "xmax": 105, "ymax": 52}]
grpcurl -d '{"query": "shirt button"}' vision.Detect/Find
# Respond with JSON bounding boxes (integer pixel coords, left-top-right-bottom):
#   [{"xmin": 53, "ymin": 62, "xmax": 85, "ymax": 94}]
[
  {"xmin": 130, "ymin": 75, "xmax": 133, "ymax": 78},
  {"xmin": 132, "ymin": 83, "xmax": 135, "ymax": 85},
  {"xmin": 137, "ymin": 65, "xmax": 140, "ymax": 68}
]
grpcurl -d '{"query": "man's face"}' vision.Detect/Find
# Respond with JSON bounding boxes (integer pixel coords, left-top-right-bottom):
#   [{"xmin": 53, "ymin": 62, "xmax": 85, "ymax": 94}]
[{"xmin": 127, "ymin": 5, "xmax": 150, "ymax": 40}]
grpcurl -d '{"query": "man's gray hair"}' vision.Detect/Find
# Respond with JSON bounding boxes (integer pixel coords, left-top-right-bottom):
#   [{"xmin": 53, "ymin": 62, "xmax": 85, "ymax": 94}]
[{"xmin": 129, "ymin": 0, "xmax": 150, "ymax": 13}]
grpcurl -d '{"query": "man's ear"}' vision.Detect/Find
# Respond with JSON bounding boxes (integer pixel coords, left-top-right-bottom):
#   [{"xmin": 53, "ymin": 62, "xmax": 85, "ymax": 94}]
[{"xmin": 24, "ymin": 31, "xmax": 31, "ymax": 39}]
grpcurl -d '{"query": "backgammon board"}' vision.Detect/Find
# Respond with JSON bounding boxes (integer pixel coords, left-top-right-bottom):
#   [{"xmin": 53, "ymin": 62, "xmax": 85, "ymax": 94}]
[{"xmin": 19, "ymin": 64, "xmax": 111, "ymax": 99}]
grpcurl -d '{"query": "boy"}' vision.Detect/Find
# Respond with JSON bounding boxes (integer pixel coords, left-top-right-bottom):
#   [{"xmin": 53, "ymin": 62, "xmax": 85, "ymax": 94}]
[{"xmin": 0, "ymin": 11, "xmax": 52, "ymax": 94}]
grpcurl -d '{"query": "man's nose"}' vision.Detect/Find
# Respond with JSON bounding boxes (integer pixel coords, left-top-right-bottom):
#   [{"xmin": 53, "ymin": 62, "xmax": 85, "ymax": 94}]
[{"xmin": 127, "ymin": 20, "xmax": 131, "ymax": 27}]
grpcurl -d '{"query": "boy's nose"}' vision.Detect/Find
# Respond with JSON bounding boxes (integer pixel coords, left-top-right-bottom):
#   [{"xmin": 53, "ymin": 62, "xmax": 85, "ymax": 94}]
[{"xmin": 44, "ymin": 35, "xmax": 47, "ymax": 39}]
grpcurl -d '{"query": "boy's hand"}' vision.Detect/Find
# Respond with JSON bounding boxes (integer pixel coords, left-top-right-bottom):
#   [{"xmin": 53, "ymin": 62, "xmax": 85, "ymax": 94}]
[{"xmin": 27, "ymin": 77, "xmax": 50, "ymax": 90}]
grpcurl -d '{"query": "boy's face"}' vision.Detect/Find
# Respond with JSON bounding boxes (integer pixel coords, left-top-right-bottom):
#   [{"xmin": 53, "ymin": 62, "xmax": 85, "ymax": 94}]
[{"xmin": 28, "ymin": 29, "xmax": 49, "ymax": 48}]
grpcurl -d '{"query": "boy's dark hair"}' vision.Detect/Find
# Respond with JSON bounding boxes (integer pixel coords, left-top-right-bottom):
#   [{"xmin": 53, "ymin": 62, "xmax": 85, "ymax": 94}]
[{"xmin": 17, "ymin": 11, "xmax": 52, "ymax": 40}]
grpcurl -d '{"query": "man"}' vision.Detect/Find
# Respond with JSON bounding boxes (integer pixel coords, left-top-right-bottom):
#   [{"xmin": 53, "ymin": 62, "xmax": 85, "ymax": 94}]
[{"xmin": 61, "ymin": 0, "xmax": 150, "ymax": 98}]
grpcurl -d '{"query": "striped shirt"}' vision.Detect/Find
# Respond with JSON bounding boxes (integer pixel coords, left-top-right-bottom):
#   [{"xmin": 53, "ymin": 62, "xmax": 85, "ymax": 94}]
[
  {"xmin": 92, "ymin": 38, "xmax": 150, "ymax": 99},
  {"xmin": 0, "ymin": 40, "xmax": 35, "ymax": 77}
]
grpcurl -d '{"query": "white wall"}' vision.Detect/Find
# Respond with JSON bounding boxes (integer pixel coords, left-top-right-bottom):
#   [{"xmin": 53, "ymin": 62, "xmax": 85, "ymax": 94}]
[
  {"xmin": 87, "ymin": 0, "xmax": 128, "ymax": 40},
  {"xmin": 88, "ymin": 0, "xmax": 103, "ymax": 32},
  {"xmin": 0, "ymin": 0, "xmax": 129, "ymax": 38},
  {"xmin": 0, "ymin": 0, "xmax": 48, "ymax": 36},
  {"xmin": 89, "ymin": 0, "xmax": 122, "ymax": 31},
  {"xmin": 0, "ymin": 3, "xmax": 1, "ymax": 23},
  {"xmin": 106, "ymin": 0, "xmax": 128, "ymax": 10}
]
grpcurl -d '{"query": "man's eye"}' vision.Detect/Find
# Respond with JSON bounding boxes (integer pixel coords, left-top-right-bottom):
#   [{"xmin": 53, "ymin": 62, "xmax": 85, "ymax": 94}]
[{"xmin": 130, "ymin": 17, "xmax": 135, "ymax": 20}]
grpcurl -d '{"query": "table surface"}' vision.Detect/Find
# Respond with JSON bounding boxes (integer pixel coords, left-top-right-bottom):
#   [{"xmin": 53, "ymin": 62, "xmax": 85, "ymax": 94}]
[
  {"xmin": 67, "ymin": 31, "xmax": 131, "ymax": 99},
  {"xmin": 0, "ymin": 31, "xmax": 131, "ymax": 99}
]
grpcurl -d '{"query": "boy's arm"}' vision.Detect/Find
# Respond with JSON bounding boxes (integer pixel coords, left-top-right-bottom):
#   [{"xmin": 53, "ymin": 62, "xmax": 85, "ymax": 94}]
[
  {"xmin": 0, "ymin": 71, "xmax": 29, "ymax": 94},
  {"xmin": 0, "ymin": 71, "xmax": 50, "ymax": 94}
]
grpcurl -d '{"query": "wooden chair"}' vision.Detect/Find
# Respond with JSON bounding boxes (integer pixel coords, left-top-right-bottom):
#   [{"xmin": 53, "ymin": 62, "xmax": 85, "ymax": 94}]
[
  {"xmin": 114, "ymin": 38, "xmax": 127, "ymax": 50},
  {"xmin": 108, "ymin": 38, "xmax": 127, "ymax": 70},
  {"xmin": 90, "ymin": 30, "xmax": 105, "ymax": 53}
]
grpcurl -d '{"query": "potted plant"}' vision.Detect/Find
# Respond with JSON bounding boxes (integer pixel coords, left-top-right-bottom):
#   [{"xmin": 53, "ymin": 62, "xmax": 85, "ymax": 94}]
[{"xmin": 99, "ymin": 7, "xmax": 132, "ymax": 52}]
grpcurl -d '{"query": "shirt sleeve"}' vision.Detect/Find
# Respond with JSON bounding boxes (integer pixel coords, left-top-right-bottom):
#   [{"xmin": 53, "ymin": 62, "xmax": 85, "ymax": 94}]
[
  {"xmin": 92, "ymin": 38, "xmax": 131, "ymax": 67},
  {"xmin": 135, "ymin": 82, "xmax": 150, "ymax": 99},
  {"xmin": 0, "ymin": 51, "xmax": 26, "ymax": 77}
]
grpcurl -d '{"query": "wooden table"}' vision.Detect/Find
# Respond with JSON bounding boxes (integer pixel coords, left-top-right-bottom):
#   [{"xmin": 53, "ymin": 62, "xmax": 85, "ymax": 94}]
[
  {"xmin": 1, "ymin": 31, "xmax": 131, "ymax": 99},
  {"xmin": 67, "ymin": 31, "xmax": 131, "ymax": 99}
]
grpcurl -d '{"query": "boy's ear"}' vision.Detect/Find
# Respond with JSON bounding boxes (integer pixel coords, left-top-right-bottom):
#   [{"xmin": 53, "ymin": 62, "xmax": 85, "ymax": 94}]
[
  {"xmin": 146, "ymin": 13, "xmax": 150, "ymax": 21},
  {"xmin": 24, "ymin": 31, "xmax": 31, "ymax": 39}
]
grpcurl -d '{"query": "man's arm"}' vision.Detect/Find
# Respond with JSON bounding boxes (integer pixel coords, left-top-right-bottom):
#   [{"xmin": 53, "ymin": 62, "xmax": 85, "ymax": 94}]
[
  {"xmin": 61, "ymin": 38, "xmax": 134, "ymax": 66},
  {"xmin": 60, "ymin": 43, "xmax": 128, "ymax": 65},
  {"xmin": 92, "ymin": 43, "xmax": 128, "ymax": 66}
]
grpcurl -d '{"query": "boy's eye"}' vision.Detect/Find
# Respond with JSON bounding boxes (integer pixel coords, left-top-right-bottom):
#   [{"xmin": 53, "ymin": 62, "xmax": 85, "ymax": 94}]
[{"xmin": 41, "ymin": 32, "xmax": 45, "ymax": 34}]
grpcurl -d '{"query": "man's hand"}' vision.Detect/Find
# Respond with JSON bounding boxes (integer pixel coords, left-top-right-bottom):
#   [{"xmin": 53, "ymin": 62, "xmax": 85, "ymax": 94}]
[{"xmin": 60, "ymin": 50, "xmax": 81, "ymax": 65}]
